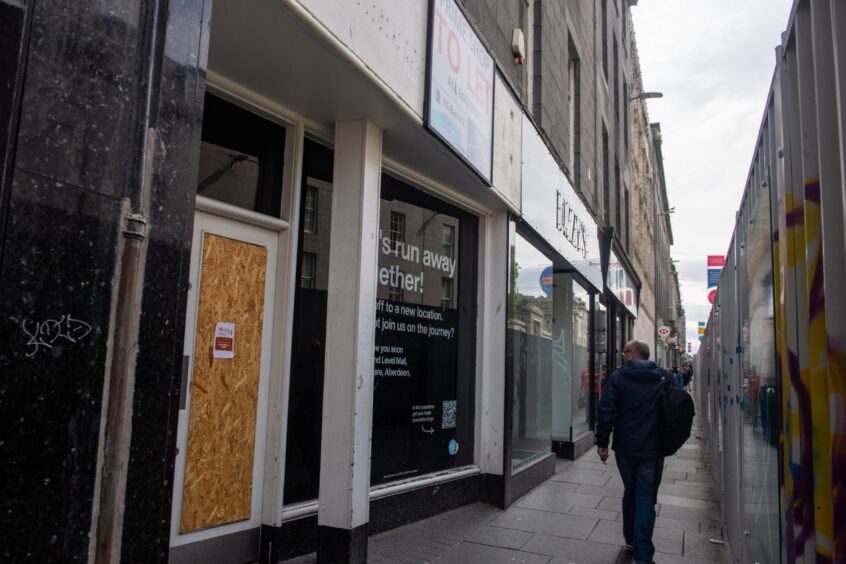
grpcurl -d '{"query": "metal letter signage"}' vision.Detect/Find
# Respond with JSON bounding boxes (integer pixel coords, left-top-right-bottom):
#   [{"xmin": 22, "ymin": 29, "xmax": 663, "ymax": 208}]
[
  {"xmin": 555, "ymin": 190, "xmax": 589, "ymax": 258},
  {"xmin": 521, "ymin": 117, "xmax": 602, "ymax": 291},
  {"xmin": 426, "ymin": 0, "xmax": 495, "ymax": 184}
]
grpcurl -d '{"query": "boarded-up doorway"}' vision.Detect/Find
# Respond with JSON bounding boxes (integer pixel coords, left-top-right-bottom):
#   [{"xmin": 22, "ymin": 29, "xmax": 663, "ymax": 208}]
[{"xmin": 171, "ymin": 210, "xmax": 277, "ymax": 545}]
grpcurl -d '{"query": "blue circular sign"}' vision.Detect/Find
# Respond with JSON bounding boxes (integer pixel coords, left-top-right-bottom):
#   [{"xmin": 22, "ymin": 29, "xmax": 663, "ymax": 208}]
[
  {"xmin": 448, "ymin": 439, "xmax": 459, "ymax": 456},
  {"xmin": 539, "ymin": 266, "xmax": 553, "ymax": 296}
]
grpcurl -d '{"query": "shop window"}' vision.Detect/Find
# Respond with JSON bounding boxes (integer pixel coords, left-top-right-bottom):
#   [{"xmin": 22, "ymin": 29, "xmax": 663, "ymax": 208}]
[
  {"xmin": 196, "ymin": 93, "xmax": 285, "ymax": 217},
  {"xmin": 507, "ymin": 226, "xmax": 553, "ymax": 470},
  {"xmin": 284, "ymin": 139, "xmax": 333, "ymax": 505},
  {"xmin": 507, "ymin": 223, "xmax": 595, "ymax": 469},
  {"xmin": 303, "ymin": 185, "xmax": 318, "ymax": 234},
  {"xmin": 371, "ymin": 175, "xmax": 477, "ymax": 485}
]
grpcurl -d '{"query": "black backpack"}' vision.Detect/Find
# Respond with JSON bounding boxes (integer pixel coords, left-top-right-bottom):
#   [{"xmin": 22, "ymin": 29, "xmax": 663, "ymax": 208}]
[{"xmin": 656, "ymin": 377, "xmax": 695, "ymax": 456}]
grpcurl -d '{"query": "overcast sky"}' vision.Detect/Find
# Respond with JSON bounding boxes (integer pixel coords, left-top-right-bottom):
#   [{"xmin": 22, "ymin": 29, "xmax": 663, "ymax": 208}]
[{"xmin": 630, "ymin": 0, "xmax": 794, "ymax": 354}]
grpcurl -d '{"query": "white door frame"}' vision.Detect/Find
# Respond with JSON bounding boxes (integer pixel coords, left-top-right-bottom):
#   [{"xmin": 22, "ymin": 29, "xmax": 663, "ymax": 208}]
[{"xmin": 170, "ymin": 208, "xmax": 280, "ymax": 547}]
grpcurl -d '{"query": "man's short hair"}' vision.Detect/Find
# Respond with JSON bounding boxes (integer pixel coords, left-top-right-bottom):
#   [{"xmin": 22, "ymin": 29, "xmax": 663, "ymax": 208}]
[{"xmin": 626, "ymin": 340, "xmax": 650, "ymax": 360}]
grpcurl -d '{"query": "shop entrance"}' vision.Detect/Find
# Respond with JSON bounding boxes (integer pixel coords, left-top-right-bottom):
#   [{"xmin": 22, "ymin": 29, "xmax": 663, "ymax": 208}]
[{"xmin": 169, "ymin": 210, "xmax": 278, "ymax": 556}]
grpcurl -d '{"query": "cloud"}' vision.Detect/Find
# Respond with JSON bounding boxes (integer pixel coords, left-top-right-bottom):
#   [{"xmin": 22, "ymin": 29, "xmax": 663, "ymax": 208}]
[{"xmin": 631, "ymin": 0, "xmax": 793, "ymax": 353}]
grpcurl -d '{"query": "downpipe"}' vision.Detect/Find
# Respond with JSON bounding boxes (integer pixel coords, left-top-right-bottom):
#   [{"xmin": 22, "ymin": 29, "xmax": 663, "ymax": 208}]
[
  {"xmin": 87, "ymin": 0, "xmax": 168, "ymax": 557},
  {"xmin": 92, "ymin": 196, "xmax": 149, "ymax": 563}
]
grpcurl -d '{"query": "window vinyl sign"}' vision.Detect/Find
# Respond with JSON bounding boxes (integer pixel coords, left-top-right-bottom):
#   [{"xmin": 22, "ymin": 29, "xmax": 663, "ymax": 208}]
[{"xmin": 425, "ymin": 0, "xmax": 494, "ymax": 184}]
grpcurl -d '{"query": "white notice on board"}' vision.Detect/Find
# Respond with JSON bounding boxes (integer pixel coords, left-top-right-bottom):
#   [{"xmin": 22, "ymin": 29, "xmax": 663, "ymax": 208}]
[{"xmin": 213, "ymin": 322, "xmax": 235, "ymax": 359}]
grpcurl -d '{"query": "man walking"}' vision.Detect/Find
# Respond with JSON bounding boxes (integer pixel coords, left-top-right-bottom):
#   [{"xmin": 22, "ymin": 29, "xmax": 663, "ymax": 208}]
[{"xmin": 596, "ymin": 340, "xmax": 670, "ymax": 564}]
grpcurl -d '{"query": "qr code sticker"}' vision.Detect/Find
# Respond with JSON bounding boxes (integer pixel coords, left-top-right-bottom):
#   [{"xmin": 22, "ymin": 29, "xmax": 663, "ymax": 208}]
[{"xmin": 442, "ymin": 400, "xmax": 456, "ymax": 429}]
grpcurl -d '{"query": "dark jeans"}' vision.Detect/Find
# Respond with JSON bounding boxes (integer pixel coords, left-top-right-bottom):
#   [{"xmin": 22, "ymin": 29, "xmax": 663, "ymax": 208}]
[{"xmin": 615, "ymin": 454, "xmax": 664, "ymax": 564}]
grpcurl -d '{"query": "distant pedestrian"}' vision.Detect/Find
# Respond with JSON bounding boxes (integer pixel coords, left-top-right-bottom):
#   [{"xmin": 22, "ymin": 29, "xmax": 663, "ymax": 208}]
[
  {"xmin": 596, "ymin": 340, "xmax": 671, "ymax": 564},
  {"xmin": 673, "ymin": 366, "xmax": 685, "ymax": 389}
]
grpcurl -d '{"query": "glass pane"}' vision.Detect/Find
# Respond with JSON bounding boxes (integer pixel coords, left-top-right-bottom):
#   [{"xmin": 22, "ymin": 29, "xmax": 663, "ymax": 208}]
[
  {"xmin": 571, "ymin": 281, "xmax": 591, "ymax": 438},
  {"xmin": 370, "ymin": 181, "xmax": 472, "ymax": 485},
  {"xmin": 593, "ymin": 302, "xmax": 608, "ymax": 426},
  {"xmin": 197, "ymin": 141, "xmax": 260, "ymax": 210},
  {"xmin": 197, "ymin": 94, "xmax": 285, "ymax": 217},
  {"xmin": 284, "ymin": 140, "xmax": 333, "ymax": 504},
  {"xmin": 508, "ymin": 229, "xmax": 553, "ymax": 470}
]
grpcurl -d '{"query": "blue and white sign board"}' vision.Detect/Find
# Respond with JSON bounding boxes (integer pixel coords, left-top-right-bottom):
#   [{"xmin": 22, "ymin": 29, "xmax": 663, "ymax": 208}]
[
  {"xmin": 426, "ymin": 0, "xmax": 494, "ymax": 184},
  {"xmin": 521, "ymin": 117, "xmax": 602, "ymax": 292},
  {"xmin": 707, "ymin": 268, "xmax": 721, "ymax": 288}
]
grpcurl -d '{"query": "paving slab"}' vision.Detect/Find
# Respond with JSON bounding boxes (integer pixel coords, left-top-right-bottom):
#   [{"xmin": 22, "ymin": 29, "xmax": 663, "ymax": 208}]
[
  {"xmin": 653, "ymin": 552, "xmax": 727, "ymax": 564},
  {"xmin": 682, "ymin": 531, "xmax": 731, "ymax": 561},
  {"xmin": 700, "ymin": 520, "xmax": 723, "ymax": 535},
  {"xmin": 489, "ymin": 507, "xmax": 598, "ymax": 539},
  {"xmin": 433, "ymin": 541, "xmax": 552, "ymax": 564},
  {"xmin": 658, "ymin": 482, "xmax": 715, "ymax": 500},
  {"xmin": 568, "ymin": 504, "xmax": 619, "ymax": 521},
  {"xmin": 657, "ymin": 503, "xmax": 719, "ymax": 523},
  {"xmin": 673, "ymin": 479, "xmax": 715, "ymax": 489},
  {"xmin": 598, "ymin": 496, "xmax": 623, "ymax": 512},
  {"xmin": 461, "ymin": 526, "xmax": 535, "ymax": 550},
  {"xmin": 514, "ymin": 485, "xmax": 603, "ymax": 513},
  {"xmin": 606, "ymin": 477, "xmax": 625, "ymax": 488},
  {"xmin": 660, "ymin": 470, "xmax": 689, "ymax": 480},
  {"xmin": 522, "ymin": 533, "xmax": 622, "ymax": 562},
  {"xmin": 550, "ymin": 469, "xmax": 612, "ymax": 487},
  {"xmin": 657, "ymin": 494, "xmax": 718, "ymax": 511},
  {"xmin": 568, "ymin": 460, "xmax": 614, "ymax": 472},
  {"xmin": 653, "ymin": 515, "xmax": 702, "ymax": 534},
  {"xmin": 576, "ymin": 483, "xmax": 624, "ymax": 498},
  {"xmin": 652, "ymin": 525, "xmax": 685, "ymax": 555},
  {"xmin": 585, "ymin": 519, "xmax": 626, "ymax": 546}
]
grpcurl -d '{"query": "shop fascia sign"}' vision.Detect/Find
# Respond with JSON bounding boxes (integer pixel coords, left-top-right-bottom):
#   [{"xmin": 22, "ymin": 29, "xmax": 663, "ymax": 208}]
[
  {"xmin": 425, "ymin": 0, "xmax": 495, "ymax": 184},
  {"xmin": 520, "ymin": 117, "xmax": 602, "ymax": 291}
]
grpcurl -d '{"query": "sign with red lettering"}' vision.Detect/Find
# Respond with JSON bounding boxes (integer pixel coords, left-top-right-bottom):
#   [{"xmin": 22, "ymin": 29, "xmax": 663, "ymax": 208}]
[
  {"xmin": 426, "ymin": 0, "xmax": 494, "ymax": 183},
  {"xmin": 707, "ymin": 255, "xmax": 725, "ymax": 268},
  {"xmin": 213, "ymin": 322, "xmax": 235, "ymax": 359}
]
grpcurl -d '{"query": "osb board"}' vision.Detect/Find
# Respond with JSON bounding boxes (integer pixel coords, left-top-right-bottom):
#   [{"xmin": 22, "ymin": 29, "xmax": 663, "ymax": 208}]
[{"xmin": 180, "ymin": 233, "xmax": 267, "ymax": 533}]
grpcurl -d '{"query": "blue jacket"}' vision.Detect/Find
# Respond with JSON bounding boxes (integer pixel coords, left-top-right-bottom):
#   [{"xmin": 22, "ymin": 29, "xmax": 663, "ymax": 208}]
[
  {"xmin": 674, "ymin": 370, "xmax": 685, "ymax": 388},
  {"xmin": 596, "ymin": 359, "xmax": 671, "ymax": 458}
]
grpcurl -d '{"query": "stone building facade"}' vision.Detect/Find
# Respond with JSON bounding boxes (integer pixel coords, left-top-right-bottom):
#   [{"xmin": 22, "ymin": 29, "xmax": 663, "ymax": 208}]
[{"xmin": 0, "ymin": 1, "xmax": 680, "ymax": 562}]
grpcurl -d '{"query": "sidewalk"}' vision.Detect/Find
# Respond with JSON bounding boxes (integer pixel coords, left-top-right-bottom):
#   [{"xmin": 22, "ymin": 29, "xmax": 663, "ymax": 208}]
[{"xmin": 287, "ymin": 415, "xmax": 730, "ymax": 564}]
